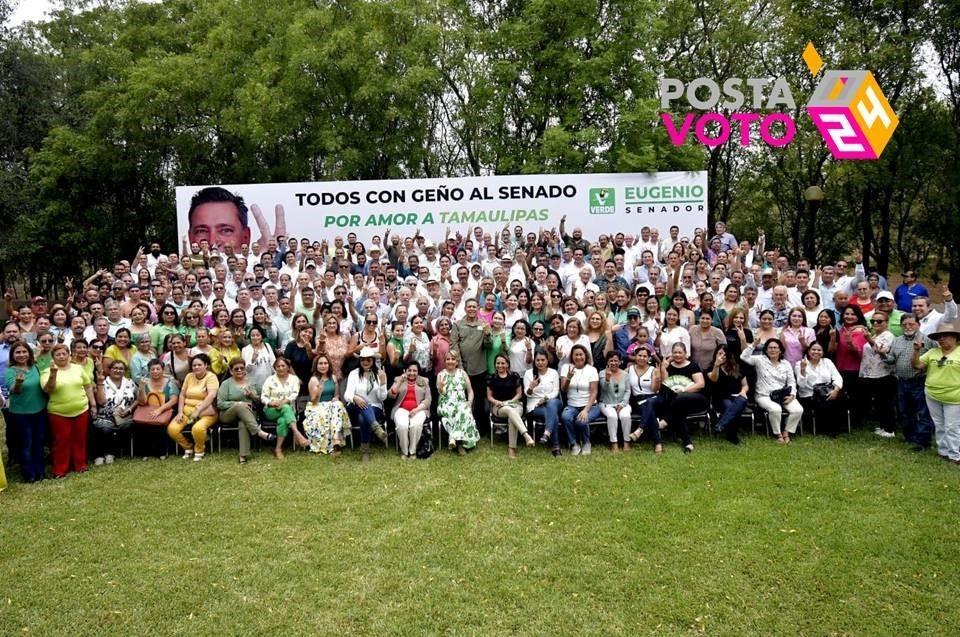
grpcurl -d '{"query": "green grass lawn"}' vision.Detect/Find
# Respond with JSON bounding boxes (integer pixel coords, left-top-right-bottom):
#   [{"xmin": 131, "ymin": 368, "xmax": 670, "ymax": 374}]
[{"xmin": 2, "ymin": 432, "xmax": 959, "ymax": 637}]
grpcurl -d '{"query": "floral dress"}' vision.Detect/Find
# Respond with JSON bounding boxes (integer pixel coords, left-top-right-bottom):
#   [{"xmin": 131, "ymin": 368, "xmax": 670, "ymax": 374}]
[
  {"xmin": 303, "ymin": 378, "xmax": 350, "ymax": 454},
  {"xmin": 437, "ymin": 369, "xmax": 479, "ymax": 448}
]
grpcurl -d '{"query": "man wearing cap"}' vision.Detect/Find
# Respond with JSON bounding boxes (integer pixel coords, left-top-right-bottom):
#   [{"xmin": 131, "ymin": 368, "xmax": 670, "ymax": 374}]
[
  {"xmin": 913, "ymin": 287, "xmax": 957, "ymax": 337},
  {"xmin": 912, "ymin": 318, "xmax": 960, "ymax": 463},
  {"xmin": 894, "ymin": 271, "xmax": 929, "ymax": 313},
  {"xmin": 614, "ymin": 308, "xmax": 646, "ymax": 363},
  {"xmin": 755, "ymin": 268, "xmax": 776, "ymax": 309},
  {"xmin": 29, "ymin": 296, "xmax": 49, "ymax": 319},
  {"xmin": 866, "ymin": 291, "xmax": 903, "ymax": 336}
]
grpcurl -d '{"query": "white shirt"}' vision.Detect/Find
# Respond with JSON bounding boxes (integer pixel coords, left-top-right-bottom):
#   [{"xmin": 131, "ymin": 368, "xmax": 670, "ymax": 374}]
[
  {"xmin": 523, "ymin": 368, "xmax": 560, "ymax": 412},
  {"xmin": 560, "ymin": 363, "xmax": 599, "ymax": 407},
  {"xmin": 795, "ymin": 358, "xmax": 842, "ymax": 398}
]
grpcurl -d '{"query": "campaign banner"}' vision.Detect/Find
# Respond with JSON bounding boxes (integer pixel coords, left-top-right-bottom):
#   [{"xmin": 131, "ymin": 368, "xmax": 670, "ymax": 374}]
[{"xmin": 175, "ymin": 171, "xmax": 707, "ymax": 252}]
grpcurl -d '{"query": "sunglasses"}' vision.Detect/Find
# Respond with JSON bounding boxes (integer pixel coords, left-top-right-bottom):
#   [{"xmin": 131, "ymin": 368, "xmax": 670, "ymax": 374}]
[
  {"xmin": 162, "ymin": 311, "xmax": 175, "ymax": 315},
  {"xmin": 870, "ymin": 319, "xmax": 885, "ymax": 324},
  {"xmin": 366, "ymin": 320, "xmax": 377, "ymax": 325},
  {"xmin": 91, "ymin": 345, "xmax": 104, "ymax": 351}
]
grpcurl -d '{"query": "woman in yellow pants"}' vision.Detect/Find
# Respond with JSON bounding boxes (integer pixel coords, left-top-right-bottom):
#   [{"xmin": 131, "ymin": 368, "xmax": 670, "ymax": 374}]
[{"xmin": 167, "ymin": 353, "xmax": 219, "ymax": 461}]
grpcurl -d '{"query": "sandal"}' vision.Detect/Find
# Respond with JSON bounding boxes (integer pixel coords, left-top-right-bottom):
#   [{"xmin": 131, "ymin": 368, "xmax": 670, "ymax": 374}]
[
  {"xmin": 523, "ymin": 433, "xmax": 535, "ymax": 448},
  {"xmin": 628, "ymin": 429, "xmax": 643, "ymax": 442},
  {"xmin": 654, "ymin": 444, "xmax": 663, "ymax": 455},
  {"xmin": 538, "ymin": 431, "xmax": 551, "ymax": 445},
  {"xmin": 238, "ymin": 456, "xmax": 247, "ymax": 465}
]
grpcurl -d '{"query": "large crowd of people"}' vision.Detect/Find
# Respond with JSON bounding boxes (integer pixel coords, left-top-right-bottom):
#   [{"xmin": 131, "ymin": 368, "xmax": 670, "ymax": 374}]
[{"xmin": 1, "ymin": 185, "xmax": 958, "ymax": 485}]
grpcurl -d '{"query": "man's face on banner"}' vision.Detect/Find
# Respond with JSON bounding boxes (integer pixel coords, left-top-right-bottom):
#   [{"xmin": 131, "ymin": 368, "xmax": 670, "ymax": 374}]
[{"xmin": 188, "ymin": 201, "xmax": 250, "ymax": 250}]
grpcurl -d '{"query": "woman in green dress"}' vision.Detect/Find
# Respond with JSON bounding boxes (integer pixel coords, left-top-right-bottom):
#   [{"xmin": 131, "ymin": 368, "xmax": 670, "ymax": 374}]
[
  {"xmin": 303, "ymin": 354, "xmax": 349, "ymax": 456},
  {"xmin": 436, "ymin": 350, "xmax": 479, "ymax": 455}
]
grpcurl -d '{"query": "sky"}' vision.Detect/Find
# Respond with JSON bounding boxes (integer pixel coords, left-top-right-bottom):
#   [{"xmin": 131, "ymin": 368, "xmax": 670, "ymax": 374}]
[{"xmin": 9, "ymin": 0, "xmax": 56, "ymax": 26}]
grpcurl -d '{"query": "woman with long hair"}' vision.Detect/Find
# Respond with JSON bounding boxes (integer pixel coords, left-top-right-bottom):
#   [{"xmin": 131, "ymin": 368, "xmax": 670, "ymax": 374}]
[
  {"xmin": 487, "ymin": 353, "xmax": 534, "ymax": 458},
  {"xmin": 241, "ymin": 325, "xmax": 276, "ymax": 388},
  {"xmin": 813, "ymin": 310, "xmax": 838, "ymax": 359},
  {"xmin": 836, "ymin": 305, "xmax": 869, "ymax": 427},
  {"xmin": 795, "ymin": 342, "xmax": 843, "ymax": 436},
  {"xmin": 436, "ymin": 350, "xmax": 479, "ymax": 456},
  {"xmin": 585, "ymin": 310, "xmax": 613, "ymax": 371},
  {"xmin": 781, "ymin": 308, "xmax": 816, "ymax": 365},
  {"xmin": 657, "ymin": 306, "xmax": 690, "ymax": 360},
  {"xmin": 316, "ymin": 314, "xmax": 352, "ymax": 381},
  {"xmin": 599, "ymin": 350, "xmax": 631, "ymax": 452},
  {"xmin": 706, "ymin": 346, "xmax": 747, "ymax": 444},
  {"xmin": 4, "ymin": 341, "xmax": 47, "ymax": 482},
  {"xmin": 261, "ymin": 356, "xmax": 308, "ymax": 459},
  {"xmin": 151, "ymin": 303, "xmax": 181, "ymax": 354},
  {"xmin": 627, "ymin": 346, "xmax": 662, "ymax": 453},
  {"xmin": 303, "ymin": 354, "xmax": 350, "ymax": 456},
  {"xmin": 344, "ymin": 347, "xmax": 389, "ymax": 462},
  {"xmin": 525, "ymin": 349, "xmax": 562, "ymax": 455},
  {"xmin": 103, "ymin": 328, "xmax": 134, "ymax": 377},
  {"xmin": 560, "ymin": 344, "xmax": 600, "ymax": 455}
]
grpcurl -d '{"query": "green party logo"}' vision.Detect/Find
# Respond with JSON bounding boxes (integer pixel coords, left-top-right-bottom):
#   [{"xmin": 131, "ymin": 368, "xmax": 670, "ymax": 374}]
[{"xmin": 589, "ymin": 188, "xmax": 615, "ymax": 214}]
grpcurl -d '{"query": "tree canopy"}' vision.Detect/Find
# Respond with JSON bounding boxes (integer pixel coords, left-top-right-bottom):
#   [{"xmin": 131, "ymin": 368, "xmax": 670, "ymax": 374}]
[{"xmin": 1, "ymin": 0, "xmax": 957, "ymax": 294}]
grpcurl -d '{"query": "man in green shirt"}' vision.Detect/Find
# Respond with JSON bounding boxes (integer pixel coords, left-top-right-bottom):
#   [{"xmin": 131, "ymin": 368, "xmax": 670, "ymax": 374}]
[{"xmin": 451, "ymin": 298, "xmax": 489, "ymax": 432}]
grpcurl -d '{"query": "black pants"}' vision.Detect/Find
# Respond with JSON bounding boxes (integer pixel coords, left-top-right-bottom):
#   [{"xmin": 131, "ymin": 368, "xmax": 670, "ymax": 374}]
[
  {"xmin": 468, "ymin": 373, "xmax": 488, "ymax": 433},
  {"xmin": 860, "ymin": 376, "xmax": 897, "ymax": 433},
  {"xmin": 840, "ymin": 371, "xmax": 861, "ymax": 428},
  {"xmin": 799, "ymin": 396, "xmax": 844, "ymax": 436}
]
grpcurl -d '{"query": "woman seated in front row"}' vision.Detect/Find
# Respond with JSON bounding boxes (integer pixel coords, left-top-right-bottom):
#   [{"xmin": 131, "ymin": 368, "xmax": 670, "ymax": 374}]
[
  {"xmin": 387, "ymin": 361, "xmax": 431, "ymax": 460},
  {"xmin": 740, "ymin": 338, "xmax": 803, "ymax": 444}
]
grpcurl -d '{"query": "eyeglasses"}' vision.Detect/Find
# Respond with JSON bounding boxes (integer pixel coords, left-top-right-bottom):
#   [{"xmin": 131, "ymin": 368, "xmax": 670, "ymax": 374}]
[
  {"xmin": 870, "ymin": 319, "xmax": 885, "ymax": 324},
  {"xmin": 162, "ymin": 310, "xmax": 175, "ymax": 316}
]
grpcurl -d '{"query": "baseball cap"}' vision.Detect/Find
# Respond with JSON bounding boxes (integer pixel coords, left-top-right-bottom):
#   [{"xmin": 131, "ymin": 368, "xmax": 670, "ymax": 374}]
[
  {"xmin": 876, "ymin": 291, "xmax": 894, "ymax": 301},
  {"xmin": 304, "ymin": 260, "xmax": 317, "ymax": 268},
  {"xmin": 626, "ymin": 308, "xmax": 642, "ymax": 318}
]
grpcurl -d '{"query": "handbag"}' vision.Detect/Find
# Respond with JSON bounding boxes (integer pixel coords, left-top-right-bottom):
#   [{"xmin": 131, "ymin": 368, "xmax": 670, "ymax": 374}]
[
  {"xmin": 133, "ymin": 390, "xmax": 171, "ymax": 426},
  {"xmin": 769, "ymin": 385, "xmax": 793, "ymax": 405},
  {"xmin": 415, "ymin": 421, "xmax": 434, "ymax": 459},
  {"xmin": 812, "ymin": 382, "xmax": 835, "ymax": 405}
]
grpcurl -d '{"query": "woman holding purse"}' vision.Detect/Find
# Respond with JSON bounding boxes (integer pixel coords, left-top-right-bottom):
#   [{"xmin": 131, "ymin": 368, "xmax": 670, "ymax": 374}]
[{"xmin": 134, "ymin": 359, "xmax": 179, "ymax": 458}]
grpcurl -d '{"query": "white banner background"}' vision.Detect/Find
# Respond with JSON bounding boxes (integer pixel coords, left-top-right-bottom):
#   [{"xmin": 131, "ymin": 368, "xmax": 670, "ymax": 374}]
[{"xmin": 176, "ymin": 171, "xmax": 707, "ymax": 250}]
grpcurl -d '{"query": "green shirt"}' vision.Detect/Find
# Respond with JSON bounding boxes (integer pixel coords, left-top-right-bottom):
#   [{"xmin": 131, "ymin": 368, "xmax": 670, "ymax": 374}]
[
  {"xmin": 217, "ymin": 377, "xmax": 261, "ymax": 411},
  {"xmin": 4, "ymin": 366, "xmax": 46, "ymax": 414},
  {"xmin": 485, "ymin": 331, "xmax": 508, "ymax": 374},
  {"xmin": 40, "ymin": 363, "xmax": 92, "ymax": 417},
  {"xmin": 920, "ymin": 347, "xmax": 960, "ymax": 404}
]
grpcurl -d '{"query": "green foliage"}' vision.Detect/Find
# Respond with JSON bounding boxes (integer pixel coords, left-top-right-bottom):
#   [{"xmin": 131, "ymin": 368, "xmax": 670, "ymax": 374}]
[{"xmin": 0, "ymin": 0, "xmax": 958, "ymax": 293}]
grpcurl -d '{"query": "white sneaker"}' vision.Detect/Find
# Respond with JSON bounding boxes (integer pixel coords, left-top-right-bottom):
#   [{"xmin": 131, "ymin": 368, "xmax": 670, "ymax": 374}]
[
  {"xmin": 193, "ymin": 453, "xmax": 204, "ymax": 462},
  {"xmin": 93, "ymin": 457, "xmax": 104, "ymax": 466},
  {"xmin": 659, "ymin": 419, "xmax": 669, "ymax": 430},
  {"xmin": 182, "ymin": 450, "xmax": 194, "ymax": 460},
  {"xmin": 582, "ymin": 441, "xmax": 592, "ymax": 455},
  {"xmin": 874, "ymin": 428, "xmax": 895, "ymax": 439},
  {"xmin": 571, "ymin": 444, "xmax": 582, "ymax": 456},
  {"xmin": 104, "ymin": 455, "xmax": 115, "ymax": 465}
]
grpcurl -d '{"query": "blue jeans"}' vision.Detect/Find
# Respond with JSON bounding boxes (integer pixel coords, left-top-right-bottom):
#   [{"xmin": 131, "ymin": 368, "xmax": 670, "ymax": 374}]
[
  {"xmin": 631, "ymin": 396, "xmax": 662, "ymax": 445},
  {"xmin": 560, "ymin": 404, "xmax": 601, "ymax": 447},
  {"xmin": 347, "ymin": 404, "xmax": 385, "ymax": 444},
  {"xmin": 898, "ymin": 377, "xmax": 933, "ymax": 448},
  {"xmin": 715, "ymin": 395, "xmax": 747, "ymax": 433},
  {"xmin": 8, "ymin": 410, "xmax": 46, "ymax": 482},
  {"xmin": 529, "ymin": 398, "xmax": 562, "ymax": 449}
]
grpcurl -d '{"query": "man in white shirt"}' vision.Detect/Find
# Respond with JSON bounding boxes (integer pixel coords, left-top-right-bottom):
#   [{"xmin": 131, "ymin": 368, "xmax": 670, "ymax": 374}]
[{"xmin": 914, "ymin": 290, "xmax": 957, "ymax": 337}]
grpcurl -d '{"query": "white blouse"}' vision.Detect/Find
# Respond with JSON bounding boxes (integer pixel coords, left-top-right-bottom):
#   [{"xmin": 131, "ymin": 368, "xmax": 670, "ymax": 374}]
[
  {"xmin": 628, "ymin": 364, "xmax": 657, "ymax": 399},
  {"xmin": 560, "ymin": 363, "xmax": 599, "ymax": 407},
  {"xmin": 794, "ymin": 358, "xmax": 843, "ymax": 398},
  {"xmin": 522, "ymin": 367, "xmax": 560, "ymax": 412}
]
